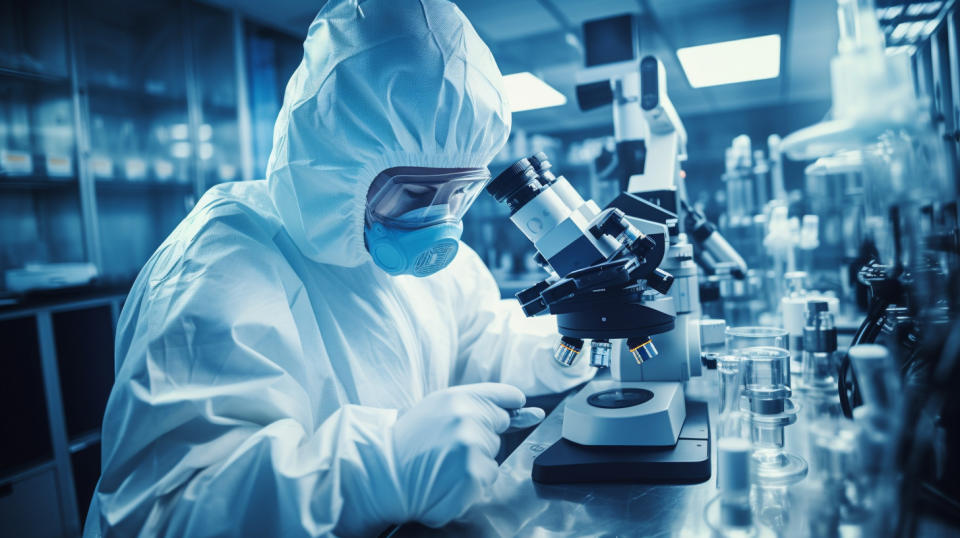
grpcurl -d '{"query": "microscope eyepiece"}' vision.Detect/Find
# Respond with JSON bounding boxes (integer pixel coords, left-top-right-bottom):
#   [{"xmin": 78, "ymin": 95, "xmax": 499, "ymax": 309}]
[
  {"xmin": 527, "ymin": 152, "xmax": 557, "ymax": 184},
  {"xmin": 486, "ymin": 158, "xmax": 543, "ymax": 212},
  {"xmin": 528, "ymin": 151, "xmax": 551, "ymax": 172}
]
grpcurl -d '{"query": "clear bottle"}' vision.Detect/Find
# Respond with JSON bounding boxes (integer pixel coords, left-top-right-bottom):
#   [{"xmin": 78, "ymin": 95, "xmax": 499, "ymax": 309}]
[
  {"xmin": 780, "ymin": 271, "xmax": 808, "ymax": 384},
  {"xmin": 801, "ymin": 300, "xmax": 839, "ymax": 396}
]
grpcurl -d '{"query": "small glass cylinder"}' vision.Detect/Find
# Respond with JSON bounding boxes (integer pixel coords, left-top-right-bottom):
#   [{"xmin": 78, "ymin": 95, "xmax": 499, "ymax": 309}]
[
  {"xmin": 717, "ymin": 355, "xmax": 748, "ymax": 441},
  {"xmin": 717, "ymin": 354, "xmax": 742, "ymax": 416},
  {"xmin": 740, "ymin": 346, "xmax": 791, "ymax": 405},
  {"xmin": 739, "ymin": 346, "xmax": 807, "ymax": 485}
]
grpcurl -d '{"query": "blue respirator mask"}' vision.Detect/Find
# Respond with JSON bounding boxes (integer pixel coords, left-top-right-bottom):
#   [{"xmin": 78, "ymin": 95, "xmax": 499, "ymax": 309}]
[{"xmin": 364, "ymin": 167, "xmax": 490, "ymax": 277}]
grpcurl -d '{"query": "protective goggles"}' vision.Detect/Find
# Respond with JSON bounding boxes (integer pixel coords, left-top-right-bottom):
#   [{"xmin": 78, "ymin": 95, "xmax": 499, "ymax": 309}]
[{"xmin": 365, "ymin": 167, "xmax": 491, "ymax": 229}]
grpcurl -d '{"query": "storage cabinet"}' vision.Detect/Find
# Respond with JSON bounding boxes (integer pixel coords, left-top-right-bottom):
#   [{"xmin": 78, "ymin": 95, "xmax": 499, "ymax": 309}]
[
  {"xmin": 0, "ymin": 0, "xmax": 87, "ymax": 292},
  {"xmin": 53, "ymin": 306, "xmax": 114, "ymax": 440},
  {"xmin": 0, "ymin": 297, "xmax": 122, "ymax": 536},
  {"xmin": 0, "ymin": 316, "xmax": 53, "ymax": 476},
  {"xmin": 0, "ymin": 468, "xmax": 66, "ymax": 538},
  {"xmin": 189, "ymin": 3, "xmax": 244, "ymax": 190},
  {"xmin": 0, "ymin": 0, "xmax": 303, "ymax": 296},
  {"xmin": 74, "ymin": 0, "xmax": 195, "ymax": 283},
  {"xmin": 70, "ymin": 442, "xmax": 101, "ymax": 528}
]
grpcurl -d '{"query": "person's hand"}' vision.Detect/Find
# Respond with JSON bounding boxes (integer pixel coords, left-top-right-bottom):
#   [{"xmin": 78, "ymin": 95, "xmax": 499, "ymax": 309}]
[{"xmin": 391, "ymin": 383, "xmax": 542, "ymax": 527}]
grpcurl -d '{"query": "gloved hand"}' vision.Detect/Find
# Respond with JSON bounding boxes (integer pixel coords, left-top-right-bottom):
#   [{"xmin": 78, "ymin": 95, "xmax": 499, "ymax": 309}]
[{"xmin": 393, "ymin": 383, "xmax": 539, "ymax": 528}]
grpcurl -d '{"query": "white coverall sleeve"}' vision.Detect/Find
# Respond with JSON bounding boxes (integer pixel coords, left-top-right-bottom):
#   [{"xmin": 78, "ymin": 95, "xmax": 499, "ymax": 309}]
[
  {"xmin": 448, "ymin": 246, "xmax": 595, "ymax": 395},
  {"xmin": 91, "ymin": 226, "xmax": 406, "ymax": 537}
]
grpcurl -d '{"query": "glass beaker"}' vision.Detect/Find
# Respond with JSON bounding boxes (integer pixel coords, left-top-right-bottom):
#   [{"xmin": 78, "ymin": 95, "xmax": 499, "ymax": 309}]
[
  {"xmin": 739, "ymin": 346, "xmax": 807, "ymax": 486},
  {"xmin": 726, "ymin": 326, "xmax": 788, "ymax": 354}
]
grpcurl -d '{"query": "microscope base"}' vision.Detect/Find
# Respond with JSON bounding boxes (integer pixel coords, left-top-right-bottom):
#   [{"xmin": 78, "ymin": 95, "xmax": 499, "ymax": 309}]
[{"xmin": 531, "ymin": 400, "xmax": 710, "ymax": 484}]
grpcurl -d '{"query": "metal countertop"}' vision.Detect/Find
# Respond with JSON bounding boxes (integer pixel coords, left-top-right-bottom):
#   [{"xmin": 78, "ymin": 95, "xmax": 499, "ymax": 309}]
[
  {"xmin": 390, "ymin": 369, "xmax": 952, "ymax": 537},
  {"xmin": 392, "ymin": 373, "xmax": 726, "ymax": 537}
]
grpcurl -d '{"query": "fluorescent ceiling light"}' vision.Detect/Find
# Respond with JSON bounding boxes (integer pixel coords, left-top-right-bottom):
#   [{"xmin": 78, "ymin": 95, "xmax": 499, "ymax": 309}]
[
  {"xmin": 677, "ymin": 34, "xmax": 781, "ymax": 88},
  {"xmin": 503, "ymin": 72, "xmax": 567, "ymax": 112}
]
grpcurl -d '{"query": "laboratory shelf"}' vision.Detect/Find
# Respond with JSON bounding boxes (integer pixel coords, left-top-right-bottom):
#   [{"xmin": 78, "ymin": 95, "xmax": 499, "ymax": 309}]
[
  {"xmin": 68, "ymin": 431, "xmax": 101, "ymax": 455},
  {"xmin": 0, "ymin": 176, "xmax": 78, "ymax": 189},
  {"xmin": 93, "ymin": 180, "xmax": 194, "ymax": 192},
  {"xmin": 202, "ymin": 100, "xmax": 239, "ymax": 114},
  {"xmin": 0, "ymin": 284, "xmax": 127, "ymax": 317},
  {"xmin": 0, "ymin": 65, "xmax": 70, "ymax": 84},
  {"xmin": 0, "ymin": 460, "xmax": 57, "ymax": 488},
  {"xmin": 84, "ymin": 83, "xmax": 188, "ymax": 107}
]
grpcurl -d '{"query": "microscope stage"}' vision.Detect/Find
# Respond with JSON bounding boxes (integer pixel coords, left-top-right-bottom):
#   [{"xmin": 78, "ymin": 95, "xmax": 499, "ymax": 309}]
[{"xmin": 532, "ymin": 399, "xmax": 710, "ymax": 484}]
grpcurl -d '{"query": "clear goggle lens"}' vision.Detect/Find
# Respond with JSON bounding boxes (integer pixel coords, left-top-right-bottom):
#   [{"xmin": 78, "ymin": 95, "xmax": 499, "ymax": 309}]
[{"xmin": 366, "ymin": 167, "xmax": 491, "ymax": 228}]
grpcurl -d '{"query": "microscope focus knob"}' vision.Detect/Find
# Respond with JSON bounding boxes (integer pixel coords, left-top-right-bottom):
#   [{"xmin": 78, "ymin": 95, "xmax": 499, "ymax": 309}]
[
  {"xmin": 645, "ymin": 268, "xmax": 674, "ymax": 295},
  {"xmin": 589, "ymin": 209, "xmax": 628, "ymax": 239},
  {"xmin": 628, "ymin": 234, "xmax": 657, "ymax": 258}
]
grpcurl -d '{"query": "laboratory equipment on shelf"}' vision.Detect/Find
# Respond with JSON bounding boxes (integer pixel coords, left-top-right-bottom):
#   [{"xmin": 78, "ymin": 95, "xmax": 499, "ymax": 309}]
[
  {"xmin": 803, "ymin": 151, "xmax": 867, "ymax": 285},
  {"xmin": 0, "ymin": 92, "xmax": 34, "ymax": 176},
  {"xmin": 719, "ymin": 135, "xmax": 771, "ymax": 275},
  {"xmin": 33, "ymin": 95, "xmax": 75, "ymax": 178},
  {"xmin": 4, "ymin": 262, "xmax": 98, "ymax": 293},
  {"xmin": 793, "ymin": 300, "xmax": 844, "ymax": 479},
  {"xmin": 739, "ymin": 346, "xmax": 807, "ymax": 486},
  {"xmin": 724, "ymin": 135, "xmax": 757, "ymax": 223}
]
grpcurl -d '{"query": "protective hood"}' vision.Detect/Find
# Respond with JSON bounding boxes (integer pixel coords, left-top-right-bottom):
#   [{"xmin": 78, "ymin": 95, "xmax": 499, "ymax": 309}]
[{"xmin": 266, "ymin": 0, "xmax": 512, "ymax": 267}]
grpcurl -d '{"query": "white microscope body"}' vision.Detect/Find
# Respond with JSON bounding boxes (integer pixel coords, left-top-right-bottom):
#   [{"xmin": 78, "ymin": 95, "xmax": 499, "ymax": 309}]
[{"xmin": 562, "ymin": 56, "xmax": 711, "ymax": 450}]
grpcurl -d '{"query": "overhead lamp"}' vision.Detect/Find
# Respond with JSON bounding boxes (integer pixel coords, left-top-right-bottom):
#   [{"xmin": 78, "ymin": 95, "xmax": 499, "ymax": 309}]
[
  {"xmin": 677, "ymin": 34, "xmax": 781, "ymax": 88},
  {"xmin": 503, "ymin": 72, "xmax": 567, "ymax": 112}
]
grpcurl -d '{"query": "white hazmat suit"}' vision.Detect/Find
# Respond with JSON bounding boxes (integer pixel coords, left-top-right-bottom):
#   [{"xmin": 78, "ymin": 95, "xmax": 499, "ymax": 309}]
[{"xmin": 84, "ymin": 0, "xmax": 593, "ymax": 536}]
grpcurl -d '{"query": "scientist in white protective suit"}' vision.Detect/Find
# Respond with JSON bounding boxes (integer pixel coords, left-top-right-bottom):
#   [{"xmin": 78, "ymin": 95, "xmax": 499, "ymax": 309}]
[{"xmin": 84, "ymin": 0, "xmax": 595, "ymax": 536}]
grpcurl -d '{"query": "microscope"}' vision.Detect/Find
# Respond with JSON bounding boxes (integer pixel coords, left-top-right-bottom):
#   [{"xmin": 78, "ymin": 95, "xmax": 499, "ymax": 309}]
[{"xmin": 487, "ymin": 15, "xmax": 724, "ymax": 483}]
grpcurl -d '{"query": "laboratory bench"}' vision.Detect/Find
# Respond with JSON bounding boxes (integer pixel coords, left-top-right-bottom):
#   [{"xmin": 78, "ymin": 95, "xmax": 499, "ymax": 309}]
[
  {"xmin": 389, "ymin": 368, "xmax": 958, "ymax": 537},
  {"xmin": 389, "ymin": 372, "xmax": 721, "ymax": 537}
]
